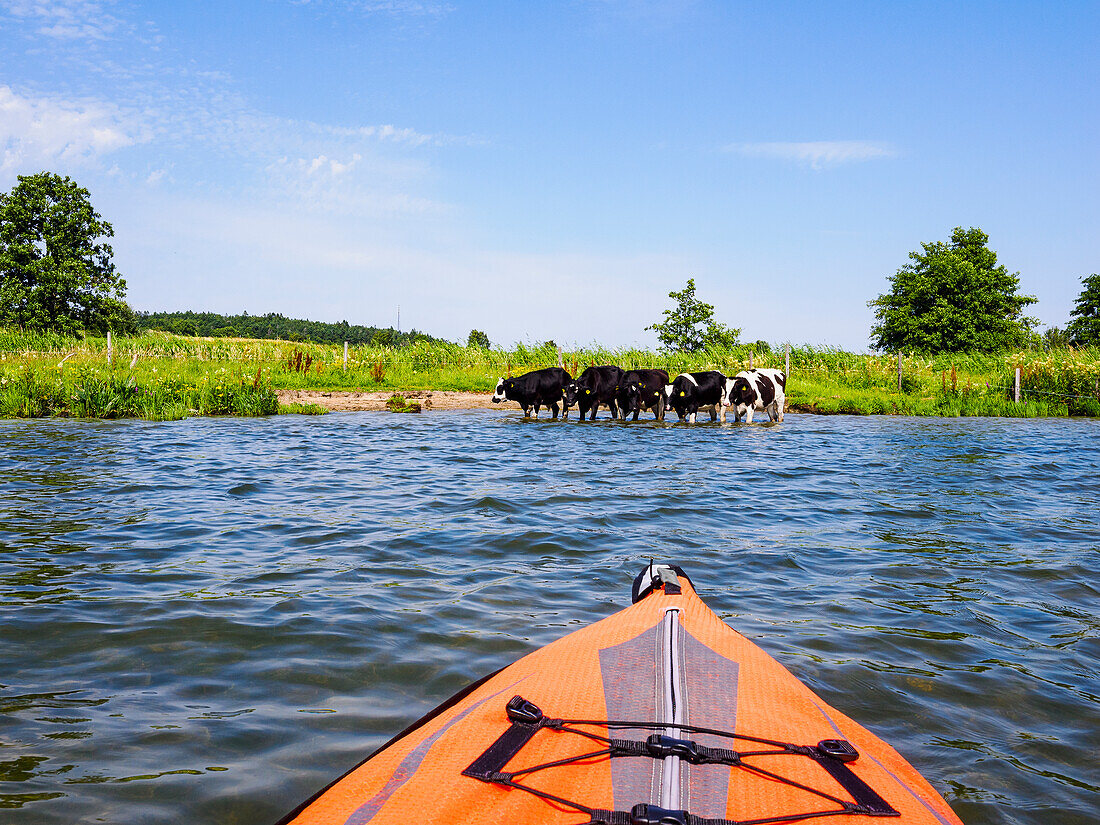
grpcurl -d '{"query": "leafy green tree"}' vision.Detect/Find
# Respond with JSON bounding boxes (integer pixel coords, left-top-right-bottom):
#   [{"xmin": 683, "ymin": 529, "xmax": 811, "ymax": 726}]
[
  {"xmin": 868, "ymin": 227, "xmax": 1036, "ymax": 353},
  {"xmin": 647, "ymin": 278, "xmax": 741, "ymax": 352},
  {"xmin": 1065, "ymin": 273, "xmax": 1100, "ymax": 347},
  {"xmin": 467, "ymin": 329, "xmax": 490, "ymax": 348},
  {"xmin": 371, "ymin": 327, "xmax": 396, "ymax": 347},
  {"xmin": 0, "ymin": 172, "xmax": 132, "ymax": 334},
  {"xmin": 1041, "ymin": 327, "xmax": 1071, "ymax": 350}
]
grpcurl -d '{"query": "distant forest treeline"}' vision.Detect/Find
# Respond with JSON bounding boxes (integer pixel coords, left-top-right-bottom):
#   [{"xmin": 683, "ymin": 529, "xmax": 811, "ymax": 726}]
[{"xmin": 137, "ymin": 311, "xmax": 446, "ymax": 347}]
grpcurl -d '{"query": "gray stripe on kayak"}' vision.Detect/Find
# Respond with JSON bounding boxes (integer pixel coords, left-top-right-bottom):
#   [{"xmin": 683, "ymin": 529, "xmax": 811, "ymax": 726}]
[
  {"xmin": 343, "ymin": 678, "xmax": 524, "ymax": 825},
  {"xmin": 599, "ymin": 625, "xmax": 739, "ymax": 816},
  {"xmin": 681, "ymin": 630, "xmax": 738, "ymax": 818},
  {"xmin": 599, "ymin": 624, "xmax": 660, "ymax": 809},
  {"xmin": 810, "ymin": 700, "xmax": 955, "ymax": 825}
]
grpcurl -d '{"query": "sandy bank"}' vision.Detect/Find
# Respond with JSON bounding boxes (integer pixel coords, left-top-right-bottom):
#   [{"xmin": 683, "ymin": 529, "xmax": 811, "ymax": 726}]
[{"xmin": 278, "ymin": 389, "xmax": 494, "ymax": 411}]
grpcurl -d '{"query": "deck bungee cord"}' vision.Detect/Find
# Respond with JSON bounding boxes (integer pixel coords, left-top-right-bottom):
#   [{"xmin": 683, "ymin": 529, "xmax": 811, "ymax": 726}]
[{"xmin": 463, "ymin": 694, "xmax": 898, "ymax": 825}]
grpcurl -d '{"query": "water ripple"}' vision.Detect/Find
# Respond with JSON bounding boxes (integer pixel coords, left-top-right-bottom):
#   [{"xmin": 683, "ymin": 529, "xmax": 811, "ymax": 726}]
[{"xmin": 0, "ymin": 413, "xmax": 1098, "ymax": 823}]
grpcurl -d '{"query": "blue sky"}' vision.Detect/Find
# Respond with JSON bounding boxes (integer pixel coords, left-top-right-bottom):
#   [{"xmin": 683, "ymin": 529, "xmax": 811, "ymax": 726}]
[{"xmin": 2, "ymin": 1, "xmax": 1097, "ymax": 350}]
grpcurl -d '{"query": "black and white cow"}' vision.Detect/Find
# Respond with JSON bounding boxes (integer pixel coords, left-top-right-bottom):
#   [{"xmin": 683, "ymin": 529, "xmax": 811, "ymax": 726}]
[
  {"xmin": 663, "ymin": 371, "xmax": 726, "ymax": 423},
  {"xmin": 491, "ymin": 367, "xmax": 571, "ymax": 418},
  {"xmin": 617, "ymin": 369, "xmax": 669, "ymax": 421},
  {"xmin": 563, "ymin": 365, "xmax": 624, "ymax": 420},
  {"xmin": 721, "ymin": 368, "xmax": 786, "ymax": 423}
]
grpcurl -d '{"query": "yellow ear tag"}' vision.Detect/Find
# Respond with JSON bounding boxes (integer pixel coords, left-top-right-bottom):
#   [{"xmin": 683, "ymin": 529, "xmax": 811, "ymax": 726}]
[{"xmin": 679, "ymin": 391, "xmax": 685, "ymax": 396}]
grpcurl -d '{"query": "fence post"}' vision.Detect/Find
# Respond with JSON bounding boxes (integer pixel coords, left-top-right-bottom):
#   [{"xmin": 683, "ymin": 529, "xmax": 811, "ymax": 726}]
[
  {"xmin": 343, "ymin": 341, "xmax": 348, "ymax": 372},
  {"xmin": 107, "ymin": 330, "xmax": 112, "ymax": 367},
  {"xmin": 785, "ymin": 344, "xmax": 790, "ymax": 377},
  {"xmin": 1014, "ymin": 367, "xmax": 1021, "ymax": 403},
  {"xmin": 749, "ymin": 351, "xmax": 754, "ymax": 370},
  {"xmin": 557, "ymin": 346, "xmax": 563, "ymax": 369},
  {"xmin": 897, "ymin": 351, "xmax": 902, "ymax": 391}
]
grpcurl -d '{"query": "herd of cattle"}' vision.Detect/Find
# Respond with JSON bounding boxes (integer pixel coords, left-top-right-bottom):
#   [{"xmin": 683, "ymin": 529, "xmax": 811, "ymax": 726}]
[{"xmin": 491, "ymin": 366, "xmax": 787, "ymax": 423}]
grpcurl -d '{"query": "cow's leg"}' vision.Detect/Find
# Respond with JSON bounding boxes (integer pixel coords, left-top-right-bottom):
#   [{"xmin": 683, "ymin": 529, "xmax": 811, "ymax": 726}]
[
  {"xmin": 609, "ymin": 400, "xmax": 620, "ymax": 419},
  {"xmin": 656, "ymin": 396, "xmax": 665, "ymax": 421},
  {"xmin": 534, "ymin": 401, "xmax": 541, "ymax": 418},
  {"xmin": 709, "ymin": 405, "xmax": 718, "ymax": 422},
  {"xmin": 633, "ymin": 407, "xmax": 640, "ymax": 421},
  {"xmin": 550, "ymin": 401, "xmax": 559, "ymax": 419},
  {"xmin": 522, "ymin": 404, "xmax": 530, "ymax": 417},
  {"xmin": 719, "ymin": 404, "xmax": 727, "ymax": 423},
  {"xmin": 777, "ymin": 400, "xmax": 784, "ymax": 423},
  {"xmin": 745, "ymin": 407, "xmax": 755, "ymax": 424}
]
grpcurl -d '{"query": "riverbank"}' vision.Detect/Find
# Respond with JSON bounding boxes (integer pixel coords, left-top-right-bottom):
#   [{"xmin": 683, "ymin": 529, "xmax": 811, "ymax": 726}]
[
  {"xmin": 3, "ymin": 328, "xmax": 1099, "ymax": 419},
  {"xmin": 278, "ymin": 389, "xmax": 491, "ymax": 411}
]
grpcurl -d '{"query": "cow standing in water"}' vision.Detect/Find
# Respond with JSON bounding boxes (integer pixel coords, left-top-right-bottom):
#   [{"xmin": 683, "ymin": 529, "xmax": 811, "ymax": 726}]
[
  {"xmin": 664, "ymin": 371, "xmax": 726, "ymax": 423},
  {"xmin": 563, "ymin": 366, "xmax": 624, "ymax": 420},
  {"xmin": 617, "ymin": 369, "xmax": 669, "ymax": 421},
  {"xmin": 491, "ymin": 368, "xmax": 571, "ymax": 418},
  {"xmin": 721, "ymin": 368, "xmax": 786, "ymax": 422}
]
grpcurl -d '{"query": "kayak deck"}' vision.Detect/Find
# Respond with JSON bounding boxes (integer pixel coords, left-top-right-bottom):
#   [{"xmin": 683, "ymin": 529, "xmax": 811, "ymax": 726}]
[{"xmin": 280, "ymin": 565, "xmax": 961, "ymax": 825}]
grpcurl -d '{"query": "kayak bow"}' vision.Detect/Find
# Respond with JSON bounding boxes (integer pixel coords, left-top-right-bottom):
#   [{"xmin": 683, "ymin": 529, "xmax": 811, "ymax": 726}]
[{"xmin": 279, "ymin": 564, "xmax": 961, "ymax": 825}]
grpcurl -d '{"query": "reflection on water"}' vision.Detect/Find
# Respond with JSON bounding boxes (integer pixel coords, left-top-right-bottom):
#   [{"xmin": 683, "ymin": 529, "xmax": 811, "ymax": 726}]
[{"xmin": 1, "ymin": 413, "xmax": 1099, "ymax": 824}]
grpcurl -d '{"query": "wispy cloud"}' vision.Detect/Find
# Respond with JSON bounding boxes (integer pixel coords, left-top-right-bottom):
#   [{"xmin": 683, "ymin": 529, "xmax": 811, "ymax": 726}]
[
  {"xmin": 286, "ymin": 0, "xmax": 454, "ymax": 17},
  {"xmin": 3, "ymin": 0, "xmax": 127, "ymax": 41},
  {"xmin": 726, "ymin": 140, "xmax": 896, "ymax": 170},
  {"xmin": 0, "ymin": 85, "xmax": 147, "ymax": 176}
]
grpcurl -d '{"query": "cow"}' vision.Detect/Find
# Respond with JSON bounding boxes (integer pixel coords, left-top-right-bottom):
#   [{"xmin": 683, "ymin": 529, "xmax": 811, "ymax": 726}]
[
  {"xmin": 721, "ymin": 368, "xmax": 787, "ymax": 423},
  {"xmin": 663, "ymin": 371, "xmax": 726, "ymax": 423},
  {"xmin": 617, "ymin": 369, "xmax": 669, "ymax": 421},
  {"xmin": 491, "ymin": 367, "xmax": 571, "ymax": 418},
  {"xmin": 563, "ymin": 365, "xmax": 624, "ymax": 420}
]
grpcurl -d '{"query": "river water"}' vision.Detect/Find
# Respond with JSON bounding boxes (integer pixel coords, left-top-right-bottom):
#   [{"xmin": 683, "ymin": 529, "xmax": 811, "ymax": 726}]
[{"xmin": 1, "ymin": 412, "xmax": 1098, "ymax": 824}]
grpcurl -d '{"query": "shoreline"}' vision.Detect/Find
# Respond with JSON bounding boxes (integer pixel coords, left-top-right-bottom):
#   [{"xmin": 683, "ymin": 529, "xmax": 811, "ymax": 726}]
[
  {"xmin": 278, "ymin": 389, "xmax": 496, "ymax": 411},
  {"xmin": 279, "ymin": 390, "xmax": 820, "ymax": 416}
]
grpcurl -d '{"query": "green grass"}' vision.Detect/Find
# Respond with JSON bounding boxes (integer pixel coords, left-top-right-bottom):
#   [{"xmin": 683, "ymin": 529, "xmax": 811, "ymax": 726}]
[
  {"xmin": 278, "ymin": 402, "xmax": 329, "ymax": 415},
  {"xmin": 2, "ymin": 328, "xmax": 1099, "ymax": 419}
]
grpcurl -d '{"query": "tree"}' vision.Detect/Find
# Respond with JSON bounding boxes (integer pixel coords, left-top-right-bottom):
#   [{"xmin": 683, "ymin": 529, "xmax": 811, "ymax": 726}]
[
  {"xmin": 1042, "ymin": 327, "xmax": 1071, "ymax": 350},
  {"xmin": 371, "ymin": 328, "xmax": 396, "ymax": 347},
  {"xmin": 868, "ymin": 227, "xmax": 1036, "ymax": 353},
  {"xmin": 647, "ymin": 278, "xmax": 741, "ymax": 352},
  {"xmin": 0, "ymin": 172, "xmax": 132, "ymax": 334},
  {"xmin": 467, "ymin": 329, "xmax": 490, "ymax": 348},
  {"xmin": 1065, "ymin": 273, "xmax": 1100, "ymax": 347}
]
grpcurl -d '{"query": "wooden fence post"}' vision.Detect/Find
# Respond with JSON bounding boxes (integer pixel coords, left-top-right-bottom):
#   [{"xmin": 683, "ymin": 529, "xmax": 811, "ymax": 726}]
[
  {"xmin": 897, "ymin": 351, "xmax": 902, "ymax": 391},
  {"xmin": 785, "ymin": 344, "xmax": 790, "ymax": 377},
  {"xmin": 557, "ymin": 346, "xmax": 563, "ymax": 369},
  {"xmin": 749, "ymin": 351, "xmax": 754, "ymax": 370},
  {"xmin": 1014, "ymin": 367, "xmax": 1021, "ymax": 403},
  {"xmin": 107, "ymin": 330, "xmax": 112, "ymax": 367},
  {"xmin": 343, "ymin": 341, "xmax": 348, "ymax": 372}
]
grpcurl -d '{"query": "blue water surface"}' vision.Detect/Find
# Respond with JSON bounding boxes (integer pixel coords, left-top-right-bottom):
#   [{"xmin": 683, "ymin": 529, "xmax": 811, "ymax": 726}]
[{"xmin": 1, "ymin": 411, "xmax": 1098, "ymax": 824}]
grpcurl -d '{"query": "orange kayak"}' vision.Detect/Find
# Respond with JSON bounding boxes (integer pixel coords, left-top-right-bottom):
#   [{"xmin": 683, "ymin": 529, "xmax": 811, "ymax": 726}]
[{"xmin": 278, "ymin": 565, "xmax": 962, "ymax": 825}]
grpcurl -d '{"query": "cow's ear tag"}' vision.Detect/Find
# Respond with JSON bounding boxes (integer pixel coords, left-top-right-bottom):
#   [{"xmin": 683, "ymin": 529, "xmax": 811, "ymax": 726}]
[{"xmin": 679, "ymin": 391, "xmax": 685, "ymax": 396}]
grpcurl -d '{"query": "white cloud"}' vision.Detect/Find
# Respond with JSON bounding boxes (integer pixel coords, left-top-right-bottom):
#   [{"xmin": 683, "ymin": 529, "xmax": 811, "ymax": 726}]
[
  {"xmin": 262, "ymin": 152, "xmax": 447, "ymax": 214},
  {"xmin": 0, "ymin": 86, "xmax": 144, "ymax": 176},
  {"xmin": 287, "ymin": 1, "xmax": 455, "ymax": 17},
  {"xmin": 4, "ymin": 0, "xmax": 125, "ymax": 41},
  {"xmin": 727, "ymin": 141, "xmax": 896, "ymax": 170}
]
